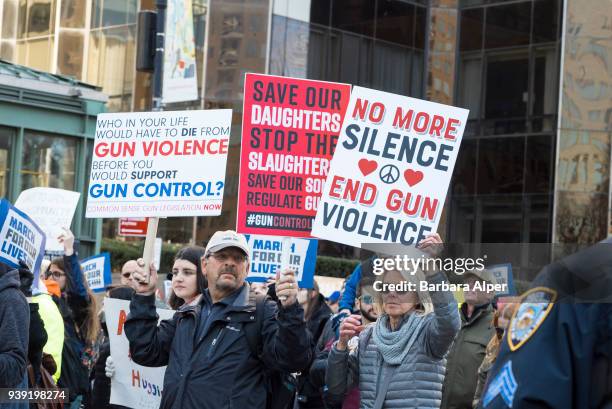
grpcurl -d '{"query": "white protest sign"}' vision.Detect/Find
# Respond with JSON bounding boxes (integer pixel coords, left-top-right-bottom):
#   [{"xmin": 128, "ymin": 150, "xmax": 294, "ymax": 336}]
[
  {"xmin": 85, "ymin": 109, "xmax": 232, "ymax": 218},
  {"xmin": 312, "ymin": 86, "xmax": 469, "ymax": 248},
  {"xmin": 245, "ymin": 235, "xmax": 317, "ymax": 288},
  {"xmin": 81, "ymin": 253, "xmax": 111, "ymax": 293},
  {"xmin": 105, "ymin": 298, "xmax": 175, "ymax": 409},
  {"xmin": 15, "ymin": 188, "xmax": 80, "ymax": 252}
]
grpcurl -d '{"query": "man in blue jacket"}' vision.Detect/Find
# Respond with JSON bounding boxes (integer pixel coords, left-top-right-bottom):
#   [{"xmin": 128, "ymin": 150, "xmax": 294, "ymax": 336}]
[
  {"xmin": 479, "ymin": 241, "xmax": 612, "ymax": 409},
  {"xmin": 126, "ymin": 230, "xmax": 313, "ymax": 409}
]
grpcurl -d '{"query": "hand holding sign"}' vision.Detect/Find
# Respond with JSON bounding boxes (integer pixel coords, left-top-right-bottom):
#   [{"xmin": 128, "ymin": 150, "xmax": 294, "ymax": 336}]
[
  {"xmin": 132, "ymin": 258, "xmax": 158, "ymax": 296},
  {"xmin": 275, "ymin": 268, "xmax": 298, "ymax": 308},
  {"xmin": 58, "ymin": 227, "xmax": 75, "ymax": 256}
]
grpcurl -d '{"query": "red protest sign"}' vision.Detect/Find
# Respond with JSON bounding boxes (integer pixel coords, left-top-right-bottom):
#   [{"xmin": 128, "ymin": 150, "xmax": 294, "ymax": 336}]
[
  {"xmin": 237, "ymin": 73, "xmax": 351, "ymax": 237},
  {"xmin": 118, "ymin": 218, "xmax": 148, "ymax": 237}
]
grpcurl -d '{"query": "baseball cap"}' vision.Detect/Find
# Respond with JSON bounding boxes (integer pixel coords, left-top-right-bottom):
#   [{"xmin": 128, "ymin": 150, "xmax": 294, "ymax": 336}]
[
  {"xmin": 463, "ymin": 268, "xmax": 494, "ymax": 283},
  {"xmin": 205, "ymin": 230, "xmax": 250, "ymax": 258}
]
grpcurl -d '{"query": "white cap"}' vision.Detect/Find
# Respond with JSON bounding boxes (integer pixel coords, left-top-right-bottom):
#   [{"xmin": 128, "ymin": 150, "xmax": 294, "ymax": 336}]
[{"xmin": 205, "ymin": 230, "xmax": 250, "ymax": 258}]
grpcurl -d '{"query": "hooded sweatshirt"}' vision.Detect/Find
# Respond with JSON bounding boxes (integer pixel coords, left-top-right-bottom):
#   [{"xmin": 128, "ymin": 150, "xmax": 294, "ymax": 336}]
[{"xmin": 0, "ymin": 265, "xmax": 30, "ymax": 391}]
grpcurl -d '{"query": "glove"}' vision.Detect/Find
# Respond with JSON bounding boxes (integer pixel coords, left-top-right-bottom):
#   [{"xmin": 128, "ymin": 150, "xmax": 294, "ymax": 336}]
[{"xmin": 105, "ymin": 356, "xmax": 115, "ymax": 378}]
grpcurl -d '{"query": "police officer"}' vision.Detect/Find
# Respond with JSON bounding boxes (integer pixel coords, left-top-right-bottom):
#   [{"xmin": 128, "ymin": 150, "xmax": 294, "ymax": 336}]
[{"xmin": 479, "ymin": 240, "xmax": 612, "ymax": 408}]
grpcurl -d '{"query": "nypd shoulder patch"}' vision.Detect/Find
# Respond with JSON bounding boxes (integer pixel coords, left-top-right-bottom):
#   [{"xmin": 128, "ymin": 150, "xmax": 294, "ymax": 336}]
[{"xmin": 507, "ymin": 286, "xmax": 557, "ymax": 351}]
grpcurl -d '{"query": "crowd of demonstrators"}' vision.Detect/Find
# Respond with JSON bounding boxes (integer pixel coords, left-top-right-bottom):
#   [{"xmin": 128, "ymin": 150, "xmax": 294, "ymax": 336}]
[
  {"xmin": 124, "ymin": 230, "xmax": 313, "ymax": 409},
  {"xmin": 295, "ymin": 280, "xmax": 333, "ymax": 409},
  {"xmin": 440, "ymin": 269, "xmax": 495, "ymax": 409},
  {"xmin": 4, "ymin": 225, "xmax": 611, "ymax": 409}
]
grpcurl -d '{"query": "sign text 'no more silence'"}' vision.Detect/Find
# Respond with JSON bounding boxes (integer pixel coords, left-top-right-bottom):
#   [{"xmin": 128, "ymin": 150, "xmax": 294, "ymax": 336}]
[{"xmin": 312, "ymin": 86, "xmax": 469, "ymax": 248}]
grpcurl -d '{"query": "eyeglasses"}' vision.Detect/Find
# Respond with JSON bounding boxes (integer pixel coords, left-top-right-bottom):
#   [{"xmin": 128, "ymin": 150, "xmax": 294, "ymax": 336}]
[
  {"xmin": 49, "ymin": 271, "xmax": 65, "ymax": 279},
  {"xmin": 170, "ymin": 269, "xmax": 197, "ymax": 277},
  {"xmin": 359, "ymin": 295, "xmax": 374, "ymax": 305},
  {"xmin": 209, "ymin": 252, "xmax": 247, "ymax": 264}
]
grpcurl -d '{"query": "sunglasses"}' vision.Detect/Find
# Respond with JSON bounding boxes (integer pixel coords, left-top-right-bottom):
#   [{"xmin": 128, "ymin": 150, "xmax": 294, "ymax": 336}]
[{"xmin": 359, "ymin": 295, "xmax": 374, "ymax": 305}]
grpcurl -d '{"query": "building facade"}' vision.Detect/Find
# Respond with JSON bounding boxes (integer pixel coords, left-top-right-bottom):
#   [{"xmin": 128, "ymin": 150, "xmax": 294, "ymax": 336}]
[{"xmin": 0, "ymin": 0, "xmax": 610, "ymax": 259}]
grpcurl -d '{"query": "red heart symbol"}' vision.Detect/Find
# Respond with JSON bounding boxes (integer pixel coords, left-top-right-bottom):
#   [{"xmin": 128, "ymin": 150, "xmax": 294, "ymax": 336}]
[
  {"xmin": 358, "ymin": 159, "xmax": 378, "ymax": 176},
  {"xmin": 404, "ymin": 169, "xmax": 424, "ymax": 186}
]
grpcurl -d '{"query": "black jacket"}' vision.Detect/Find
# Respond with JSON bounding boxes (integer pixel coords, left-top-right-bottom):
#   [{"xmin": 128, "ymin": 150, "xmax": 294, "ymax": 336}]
[
  {"xmin": 297, "ymin": 295, "xmax": 333, "ymax": 408},
  {"xmin": 0, "ymin": 266, "xmax": 30, "ymax": 388},
  {"xmin": 125, "ymin": 284, "xmax": 313, "ymax": 409}
]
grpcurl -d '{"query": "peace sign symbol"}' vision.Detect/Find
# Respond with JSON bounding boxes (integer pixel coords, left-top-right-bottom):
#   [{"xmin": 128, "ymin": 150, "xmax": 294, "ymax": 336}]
[{"xmin": 379, "ymin": 164, "xmax": 399, "ymax": 184}]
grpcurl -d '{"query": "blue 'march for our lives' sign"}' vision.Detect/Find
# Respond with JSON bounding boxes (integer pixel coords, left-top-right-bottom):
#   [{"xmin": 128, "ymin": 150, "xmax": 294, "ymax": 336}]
[
  {"xmin": 0, "ymin": 199, "xmax": 46, "ymax": 287},
  {"xmin": 81, "ymin": 252, "xmax": 112, "ymax": 293},
  {"xmin": 245, "ymin": 235, "xmax": 317, "ymax": 289}
]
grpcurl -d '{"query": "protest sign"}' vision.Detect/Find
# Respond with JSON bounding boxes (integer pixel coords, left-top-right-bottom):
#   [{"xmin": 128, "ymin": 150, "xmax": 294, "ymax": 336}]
[
  {"xmin": 118, "ymin": 218, "xmax": 148, "ymax": 237},
  {"xmin": 237, "ymin": 73, "xmax": 351, "ymax": 237},
  {"xmin": 105, "ymin": 298, "xmax": 175, "ymax": 409},
  {"xmin": 15, "ymin": 187, "xmax": 80, "ymax": 252},
  {"xmin": 487, "ymin": 263, "xmax": 516, "ymax": 296},
  {"xmin": 245, "ymin": 234, "xmax": 317, "ymax": 288},
  {"xmin": 0, "ymin": 199, "xmax": 46, "ymax": 285},
  {"xmin": 85, "ymin": 109, "xmax": 232, "ymax": 218},
  {"xmin": 81, "ymin": 253, "xmax": 111, "ymax": 293},
  {"xmin": 312, "ymin": 86, "xmax": 469, "ymax": 248}
]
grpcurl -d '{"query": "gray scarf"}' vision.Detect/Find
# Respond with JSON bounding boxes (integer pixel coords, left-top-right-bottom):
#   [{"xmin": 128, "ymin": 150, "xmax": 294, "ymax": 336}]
[{"xmin": 372, "ymin": 312, "xmax": 425, "ymax": 365}]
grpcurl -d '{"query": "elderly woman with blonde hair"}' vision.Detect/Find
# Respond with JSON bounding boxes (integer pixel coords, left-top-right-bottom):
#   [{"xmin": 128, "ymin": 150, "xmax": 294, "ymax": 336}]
[{"xmin": 326, "ymin": 233, "xmax": 461, "ymax": 409}]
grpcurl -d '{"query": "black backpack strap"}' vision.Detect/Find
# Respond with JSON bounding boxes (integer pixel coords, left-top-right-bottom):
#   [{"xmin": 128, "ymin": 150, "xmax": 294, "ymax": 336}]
[{"xmin": 244, "ymin": 293, "xmax": 267, "ymax": 359}]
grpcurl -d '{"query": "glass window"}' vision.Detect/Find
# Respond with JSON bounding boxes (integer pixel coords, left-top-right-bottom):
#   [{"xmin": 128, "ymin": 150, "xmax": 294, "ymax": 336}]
[
  {"xmin": 60, "ymin": 0, "xmax": 86, "ymax": 28},
  {"xmin": 451, "ymin": 139, "xmax": 477, "ymax": 195},
  {"xmin": 414, "ymin": 5, "xmax": 426, "ymax": 49},
  {"xmin": 526, "ymin": 194, "xmax": 552, "ymax": 243},
  {"xmin": 479, "ymin": 196, "xmax": 523, "ymax": 243},
  {"xmin": 525, "ymin": 135, "xmax": 553, "ymax": 193},
  {"xmin": 331, "ymin": 0, "xmax": 375, "ymax": 37},
  {"xmin": 25, "ymin": 0, "xmax": 55, "ymax": 37},
  {"xmin": 485, "ymin": 2, "xmax": 531, "ymax": 49},
  {"xmin": 0, "ymin": 128, "xmax": 14, "ymax": 199},
  {"xmin": 375, "ymin": 1, "xmax": 415, "ymax": 47},
  {"xmin": 25, "ymin": 36, "xmax": 54, "ymax": 72},
  {"xmin": 57, "ymin": 30, "xmax": 84, "ymax": 78},
  {"xmin": 485, "ymin": 54, "xmax": 528, "ymax": 118},
  {"xmin": 21, "ymin": 132, "xmax": 76, "ymax": 190},
  {"xmin": 102, "ymin": 0, "xmax": 129, "ymax": 27},
  {"xmin": 372, "ymin": 42, "xmax": 411, "ymax": 95},
  {"xmin": 87, "ymin": 26, "xmax": 131, "ymax": 111},
  {"xmin": 310, "ymin": 0, "xmax": 331, "ymax": 27},
  {"xmin": 533, "ymin": 0, "xmax": 559, "ymax": 43},
  {"xmin": 477, "ymin": 137, "xmax": 525, "ymax": 194},
  {"xmin": 532, "ymin": 48, "xmax": 558, "ymax": 117},
  {"xmin": 2, "ymin": 0, "xmax": 19, "ymax": 38},
  {"xmin": 458, "ymin": 57, "xmax": 482, "ymax": 118},
  {"xmin": 459, "ymin": 8, "xmax": 483, "ymax": 51}
]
